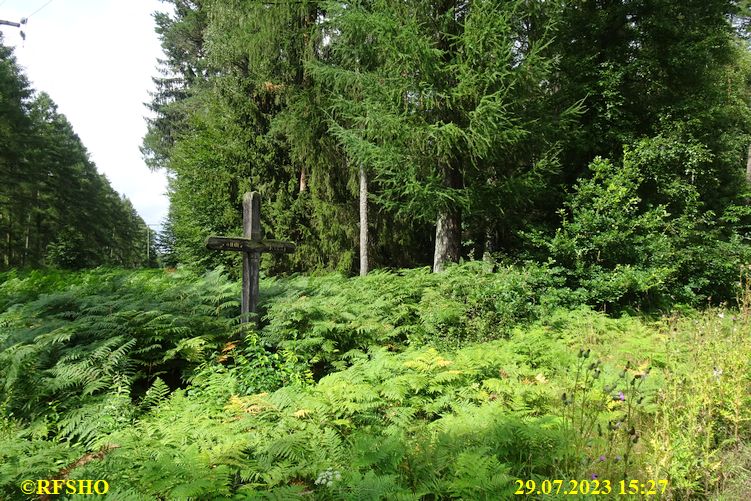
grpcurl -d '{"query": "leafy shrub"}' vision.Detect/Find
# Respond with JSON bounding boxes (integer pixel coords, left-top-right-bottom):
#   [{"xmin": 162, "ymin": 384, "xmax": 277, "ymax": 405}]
[
  {"xmin": 535, "ymin": 144, "xmax": 751, "ymax": 310},
  {"xmin": 72, "ymin": 335, "xmax": 574, "ymax": 499},
  {"xmin": 0, "ymin": 268, "xmax": 87, "ymax": 310},
  {"xmin": 0, "ymin": 268, "xmax": 247, "ymax": 442}
]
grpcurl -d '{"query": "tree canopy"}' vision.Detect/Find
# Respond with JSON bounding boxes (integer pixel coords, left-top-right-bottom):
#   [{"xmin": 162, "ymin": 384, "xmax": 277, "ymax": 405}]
[{"xmin": 143, "ymin": 0, "xmax": 751, "ymax": 306}]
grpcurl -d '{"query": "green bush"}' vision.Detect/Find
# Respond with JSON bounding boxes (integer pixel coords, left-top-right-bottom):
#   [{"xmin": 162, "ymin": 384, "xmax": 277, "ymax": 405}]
[
  {"xmin": 0, "ymin": 268, "xmax": 244, "ymax": 431},
  {"xmin": 536, "ymin": 144, "xmax": 751, "ymax": 310},
  {"xmin": 63, "ymin": 334, "xmax": 575, "ymax": 499}
]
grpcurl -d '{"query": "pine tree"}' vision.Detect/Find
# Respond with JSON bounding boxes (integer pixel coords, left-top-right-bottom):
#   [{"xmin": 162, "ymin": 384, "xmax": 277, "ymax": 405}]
[
  {"xmin": 312, "ymin": 0, "xmax": 568, "ymax": 271},
  {"xmin": 1, "ymin": 38, "xmax": 153, "ymax": 270}
]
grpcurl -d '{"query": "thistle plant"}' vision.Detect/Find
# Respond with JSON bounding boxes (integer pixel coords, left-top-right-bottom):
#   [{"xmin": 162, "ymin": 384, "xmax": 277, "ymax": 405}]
[{"xmin": 561, "ymin": 348, "xmax": 650, "ymax": 481}]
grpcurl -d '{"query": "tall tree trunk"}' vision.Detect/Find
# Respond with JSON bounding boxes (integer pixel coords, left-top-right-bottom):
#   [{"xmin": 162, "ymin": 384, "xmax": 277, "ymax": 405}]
[
  {"xmin": 359, "ymin": 164, "xmax": 368, "ymax": 276},
  {"xmin": 746, "ymin": 143, "xmax": 751, "ymax": 186},
  {"xmin": 23, "ymin": 212, "xmax": 31, "ymax": 267},
  {"xmin": 433, "ymin": 163, "xmax": 462, "ymax": 272},
  {"xmin": 482, "ymin": 224, "xmax": 496, "ymax": 263},
  {"xmin": 6, "ymin": 213, "xmax": 12, "ymax": 268},
  {"xmin": 299, "ymin": 167, "xmax": 307, "ymax": 192},
  {"xmin": 433, "ymin": 207, "xmax": 461, "ymax": 272}
]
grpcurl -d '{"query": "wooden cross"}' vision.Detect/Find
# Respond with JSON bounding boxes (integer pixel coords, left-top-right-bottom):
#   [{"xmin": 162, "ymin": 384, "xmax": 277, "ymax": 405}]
[{"xmin": 205, "ymin": 191, "xmax": 295, "ymax": 323}]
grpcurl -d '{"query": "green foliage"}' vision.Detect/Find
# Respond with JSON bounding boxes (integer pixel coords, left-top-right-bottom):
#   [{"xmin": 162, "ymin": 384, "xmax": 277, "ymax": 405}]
[
  {"xmin": 0, "ymin": 268, "xmax": 86, "ymax": 310},
  {"xmin": 148, "ymin": 0, "xmax": 362, "ymax": 273},
  {"xmin": 0, "ymin": 269, "xmax": 239, "ymax": 437},
  {"xmin": 646, "ymin": 311, "xmax": 751, "ymax": 498},
  {"xmin": 312, "ymin": 0, "xmax": 569, "ymax": 229},
  {"xmin": 533, "ymin": 150, "xmax": 751, "ymax": 309},
  {"xmin": 3, "ymin": 268, "xmax": 751, "ymax": 498},
  {"xmin": 561, "ymin": 352, "xmax": 654, "ymax": 482},
  {"xmin": 260, "ymin": 261, "xmax": 572, "ymax": 377},
  {"xmin": 8, "ymin": 0, "xmax": 751, "ymax": 496},
  {"xmin": 0, "ymin": 39, "xmax": 154, "ymax": 271},
  {"xmin": 62, "ymin": 327, "xmax": 575, "ymax": 499},
  {"xmin": 144, "ymin": 0, "xmax": 751, "ymax": 277}
]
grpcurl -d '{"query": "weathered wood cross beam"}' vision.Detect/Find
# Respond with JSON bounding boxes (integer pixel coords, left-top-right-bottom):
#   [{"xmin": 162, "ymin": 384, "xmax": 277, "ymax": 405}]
[{"xmin": 205, "ymin": 192, "xmax": 295, "ymax": 323}]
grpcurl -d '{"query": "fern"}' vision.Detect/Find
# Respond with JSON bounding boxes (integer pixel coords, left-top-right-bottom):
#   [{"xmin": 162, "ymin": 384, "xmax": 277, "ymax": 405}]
[
  {"xmin": 139, "ymin": 378, "xmax": 170, "ymax": 412},
  {"xmin": 2, "ymin": 267, "xmax": 749, "ymax": 499}
]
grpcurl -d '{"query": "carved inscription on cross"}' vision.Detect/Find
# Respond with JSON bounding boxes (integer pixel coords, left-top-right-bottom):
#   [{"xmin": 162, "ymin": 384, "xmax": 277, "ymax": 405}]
[{"xmin": 205, "ymin": 192, "xmax": 295, "ymax": 322}]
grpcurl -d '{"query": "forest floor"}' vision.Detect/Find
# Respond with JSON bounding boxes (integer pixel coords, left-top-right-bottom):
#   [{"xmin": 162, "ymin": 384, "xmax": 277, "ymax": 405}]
[{"xmin": 1, "ymin": 266, "xmax": 750, "ymax": 499}]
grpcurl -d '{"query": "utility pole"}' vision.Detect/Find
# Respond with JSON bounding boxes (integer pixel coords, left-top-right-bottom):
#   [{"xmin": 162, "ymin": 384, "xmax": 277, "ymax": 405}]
[{"xmin": 0, "ymin": 18, "xmax": 26, "ymax": 39}]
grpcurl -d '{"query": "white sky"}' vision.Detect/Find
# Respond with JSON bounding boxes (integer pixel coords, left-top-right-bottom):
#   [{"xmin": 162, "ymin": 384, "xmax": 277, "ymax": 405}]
[{"xmin": 1, "ymin": 0, "xmax": 169, "ymax": 227}]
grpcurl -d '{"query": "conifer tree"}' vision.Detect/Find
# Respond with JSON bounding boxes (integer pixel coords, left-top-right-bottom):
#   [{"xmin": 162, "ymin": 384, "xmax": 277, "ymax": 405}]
[
  {"xmin": 144, "ymin": 0, "xmax": 751, "ymax": 276},
  {"xmin": 549, "ymin": 0, "xmax": 751, "ymax": 209},
  {"xmin": 312, "ymin": 0, "xmax": 568, "ymax": 271},
  {"xmin": 1, "ymin": 37, "xmax": 152, "ymax": 270}
]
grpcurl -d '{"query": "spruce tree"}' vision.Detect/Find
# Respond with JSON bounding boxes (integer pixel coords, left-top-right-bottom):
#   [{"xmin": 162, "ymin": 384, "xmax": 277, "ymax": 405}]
[{"xmin": 312, "ymin": 0, "xmax": 568, "ymax": 270}]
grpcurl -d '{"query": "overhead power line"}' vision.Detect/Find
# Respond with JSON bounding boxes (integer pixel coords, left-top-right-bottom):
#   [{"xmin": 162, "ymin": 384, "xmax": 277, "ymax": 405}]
[
  {"xmin": 27, "ymin": 0, "xmax": 55, "ymax": 20},
  {"xmin": 1, "ymin": 0, "xmax": 57, "ymax": 40}
]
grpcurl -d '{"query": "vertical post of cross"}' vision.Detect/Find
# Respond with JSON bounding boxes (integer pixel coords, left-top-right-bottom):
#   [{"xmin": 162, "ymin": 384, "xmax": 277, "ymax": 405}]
[
  {"xmin": 206, "ymin": 190, "xmax": 294, "ymax": 324},
  {"xmin": 242, "ymin": 192, "xmax": 262, "ymax": 322}
]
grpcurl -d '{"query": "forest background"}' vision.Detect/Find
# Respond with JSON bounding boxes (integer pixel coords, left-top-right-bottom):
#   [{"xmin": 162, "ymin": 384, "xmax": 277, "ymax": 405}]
[
  {"xmin": 3, "ymin": 0, "xmax": 751, "ymax": 309},
  {"xmin": 141, "ymin": 0, "xmax": 751, "ymax": 311}
]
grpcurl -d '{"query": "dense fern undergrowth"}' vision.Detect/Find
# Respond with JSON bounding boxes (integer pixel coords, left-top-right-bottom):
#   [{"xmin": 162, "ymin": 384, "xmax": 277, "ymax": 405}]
[{"xmin": 1, "ymin": 265, "xmax": 751, "ymax": 499}]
